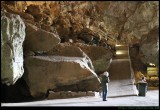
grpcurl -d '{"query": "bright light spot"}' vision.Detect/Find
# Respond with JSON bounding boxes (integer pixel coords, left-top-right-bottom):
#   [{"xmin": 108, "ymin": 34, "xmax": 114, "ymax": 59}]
[
  {"xmin": 116, "ymin": 44, "xmax": 122, "ymax": 47},
  {"xmin": 149, "ymin": 63, "xmax": 155, "ymax": 66},
  {"xmin": 116, "ymin": 51, "xmax": 123, "ymax": 55},
  {"xmin": 116, "ymin": 50, "xmax": 128, "ymax": 55}
]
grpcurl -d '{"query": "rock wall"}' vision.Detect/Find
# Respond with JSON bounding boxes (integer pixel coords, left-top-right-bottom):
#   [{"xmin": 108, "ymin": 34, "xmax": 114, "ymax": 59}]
[
  {"xmin": 2, "ymin": 1, "xmax": 159, "ymax": 45},
  {"xmin": 129, "ymin": 45, "xmax": 147, "ymax": 74},
  {"xmin": 1, "ymin": 10, "xmax": 25, "ymax": 85},
  {"xmin": 140, "ymin": 27, "xmax": 159, "ymax": 66}
]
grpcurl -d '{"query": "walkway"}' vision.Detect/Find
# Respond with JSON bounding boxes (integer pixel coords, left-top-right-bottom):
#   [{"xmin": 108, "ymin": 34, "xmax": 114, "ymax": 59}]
[
  {"xmin": 1, "ymin": 90, "xmax": 159, "ymax": 107},
  {"xmin": 108, "ymin": 44, "xmax": 138, "ymax": 97}
]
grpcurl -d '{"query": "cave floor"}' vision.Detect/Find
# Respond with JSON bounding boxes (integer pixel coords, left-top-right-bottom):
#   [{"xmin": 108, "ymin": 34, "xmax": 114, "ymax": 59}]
[{"xmin": 1, "ymin": 89, "xmax": 159, "ymax": 107}]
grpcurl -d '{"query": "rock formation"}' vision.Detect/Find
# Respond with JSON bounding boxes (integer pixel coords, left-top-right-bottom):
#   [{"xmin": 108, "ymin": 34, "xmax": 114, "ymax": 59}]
[
  {"xmin": 1, "ymin": 1, "xmax": 159, "ymax": 102},
  {"xmin": 76, "ymin": 44, "xmax": 113, "ymax": 74},
  {"xmin": 23, "ymin": 22, "xmax": 60, "ymax": 51},
  {"xmin": 24, "ymin": 56, "xmax": 99, "ymax": 98},
  {"xmin": 140, "ymin": 27, "xmax": 159, "ymax": 66},
  {"xmin": 1, "ymin": 10, "xmax": 25, "ymax": 86}
]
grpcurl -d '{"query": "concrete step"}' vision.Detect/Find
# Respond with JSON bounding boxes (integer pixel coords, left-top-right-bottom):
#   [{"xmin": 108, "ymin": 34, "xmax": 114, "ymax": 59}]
[
  {"xmin": 116, "ymin": 45, "xmax": 128, "ymax": 50},
  {"xmin": 114, "ymin": 55, "xmax": 129, "ymax": 59}
]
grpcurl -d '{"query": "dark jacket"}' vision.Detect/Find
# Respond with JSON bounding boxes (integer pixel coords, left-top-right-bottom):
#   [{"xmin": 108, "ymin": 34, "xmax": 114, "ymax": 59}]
[{"xmin": 101, "ymin": 75, "xmax": 110, "ymax": 88}]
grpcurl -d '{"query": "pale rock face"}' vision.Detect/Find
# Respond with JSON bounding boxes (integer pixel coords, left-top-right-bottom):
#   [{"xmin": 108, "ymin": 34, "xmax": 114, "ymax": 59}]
[
  {"xmin": 46, "ymin": 43, "xmax": 95, "ymax": 71},
  {"xmin": 1, "ymin": 10, "xmax": 25, "ymax": 85},
  {"xmin": 24, "ymin": 56, "xmax": 100, "ymax": 98}
]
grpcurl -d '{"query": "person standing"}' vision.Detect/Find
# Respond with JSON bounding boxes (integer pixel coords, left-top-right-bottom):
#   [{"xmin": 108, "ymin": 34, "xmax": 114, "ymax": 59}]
[{"xmin": 101, "ymin": 71, "xmax": 110, "ymax": 101}]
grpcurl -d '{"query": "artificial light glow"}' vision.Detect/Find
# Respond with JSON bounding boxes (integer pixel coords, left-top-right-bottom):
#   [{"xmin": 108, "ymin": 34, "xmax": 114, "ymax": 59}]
[
  {"xmin": 116, "ymin": 44, "xmax": 122, "ymax": 47},
  {"xmin": 116, "ymin": 50, "xmax": 128, "ymax": 55},
  {"xmin": 116, "ymin": 51, "xmax": 123, "ymax": 55},
  {"xmin": 149, "ymin": 63, "xmax": 155, "ymax": 66}
]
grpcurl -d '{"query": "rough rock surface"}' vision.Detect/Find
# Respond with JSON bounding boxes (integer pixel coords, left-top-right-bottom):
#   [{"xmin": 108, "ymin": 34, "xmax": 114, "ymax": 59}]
[
  {"xmin": 46, "ymin": 43, "xmax": 95, "ymax": 71},
  {"xmin": 47, "ymin": 91, "xmax": 95, "ymax": 99},
  {"xmin": 1, "ymin": 1, "xmax": 159, "ymax": 102},
  {"xmin": 2, "ymin": 1, "xmax": 158, "ymax": 64},
  {"xmin": 76, "ymin": 44, "xmax": 113, "ymax": 74},
  {"xmin": 129, "ymin": 45, "xmax": 147, "ymax": 74},
  {"xmin": 140, "ymin": 27, "xmax": 159, "ymax": 66},
  {"xmin": 24, "ymin": 56, "xmax": 100, "ymax": 98},
  {"xmin": 1, "ymin": 10, "xmax": 25, "ymax": 85},
  {"xmin": 23, "ymin": 22, "xmax": 60, "ymax": 51}
]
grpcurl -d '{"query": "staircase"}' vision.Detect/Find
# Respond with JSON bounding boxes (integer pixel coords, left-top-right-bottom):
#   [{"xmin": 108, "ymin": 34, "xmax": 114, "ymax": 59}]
[{"xmin": 108, "ymin": 44, "xmax": 138, "ymax": 97}]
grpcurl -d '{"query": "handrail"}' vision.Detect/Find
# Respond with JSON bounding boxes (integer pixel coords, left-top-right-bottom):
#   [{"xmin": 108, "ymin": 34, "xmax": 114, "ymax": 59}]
[
  {"xmin": 90, "ymin": 26, "xmax": 117, "ymax": 43},
  {"xmin": 128, "ymin": 45, "xmax": 136, "ymax": 84}
]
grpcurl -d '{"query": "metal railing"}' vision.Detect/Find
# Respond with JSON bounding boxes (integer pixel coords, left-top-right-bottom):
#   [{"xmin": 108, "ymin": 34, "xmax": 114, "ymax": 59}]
[{"xmin": 90, "ymin": 26, "xmax": 117, "ymax": 44}]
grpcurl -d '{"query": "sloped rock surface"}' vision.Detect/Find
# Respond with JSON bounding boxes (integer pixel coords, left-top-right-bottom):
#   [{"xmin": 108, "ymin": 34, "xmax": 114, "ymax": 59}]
[
  {"xmin": 46, "ymin": 43, "xmax": 95, "ymax": 71},
  {"xmin": 76, "ymin": 44, "xmax": 113, "ymax": 74}
]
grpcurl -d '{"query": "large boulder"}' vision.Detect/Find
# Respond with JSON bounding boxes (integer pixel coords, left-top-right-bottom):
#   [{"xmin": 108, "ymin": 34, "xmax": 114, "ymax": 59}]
[
  {"xmin": 46, "ymin": 43, "xmax": 95, "ymax": 71},
  {"xmin": 1, "ymin": 10, "xmax": 25, "ymax": 85},
  {"xmin": 76, "ymin": 44, "xmax": 113, "ymax": 74},
  {"xmin": 23, "ymin": 22, "xmax": 60, "ymax": 51},
  {"xmin": 24, "ymin": 56, "xmax": 100, "ymax": 98}
]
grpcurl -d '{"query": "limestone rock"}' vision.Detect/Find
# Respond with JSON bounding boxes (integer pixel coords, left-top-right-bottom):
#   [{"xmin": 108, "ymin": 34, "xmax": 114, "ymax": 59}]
[
  {"xmin": 76, "ymin": 44, "xmax": 113, "ymax": 74},
  {"xmin": 46, "ymin": 43, "xmax": 84, "ymax": 57},
  {"xmin": 24, "ymin": 22, "xmax": 60, "ymax": 51},
  {"xmin": 24, "ymin": 56, "xmax": 100, "ymax": 98},
  {"xmin": 122, "ymin": 1, "xmax": 159, "ymax": 44},
  {"xmin": 1, "ymin": 1, "xmax": 159, "ymax": 102},
  {"xmin": 1, "ymin": 11, "xmax": 25, "ymax": 85},
  {"xmin": 129, "ymin": 45, "xmax": 147, "ymax": 74},
  {"xmin": 140, "ymin": 27, "xmax": 159, "ymax": 66},
  {"xmin": 2, "ymin": 1, "xmax": 159, "ymax": 46},
  {"xmin": 46, "ymin": 43, "xmax": 95, "ymax": 71},
  {"xmin": 25, "ymin": 4, "xmax": 44, "ymax": 16},
  {"xmin": 2, "ymin": 3, "xmax": 34, "ymax": 21}
]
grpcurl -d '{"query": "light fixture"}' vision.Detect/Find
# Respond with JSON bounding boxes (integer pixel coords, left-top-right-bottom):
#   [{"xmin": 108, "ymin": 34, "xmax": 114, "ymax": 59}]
[
  {"xmin": 116, "ymin": 50, "xmax": 127, "ymax": 55},
  {"xmin": 116, "ymin": 51, "xmax": 123, "ymax": 55},
  {"xmin": 116, "ymin": 44, "xmax": 122, "ymax": 47},
  {"xmin": 149, "ymin": 63, "xmax": 155, "ymax": 66}
]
